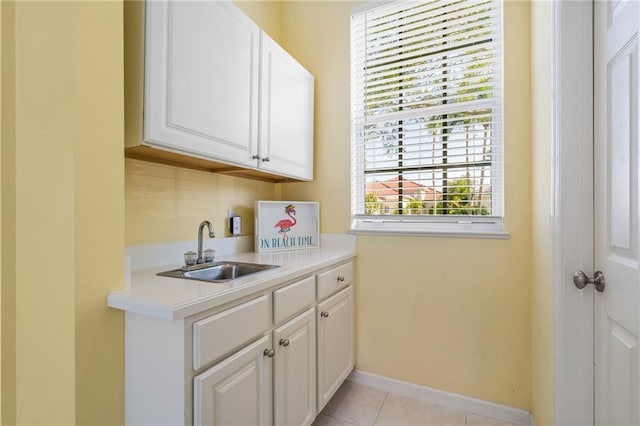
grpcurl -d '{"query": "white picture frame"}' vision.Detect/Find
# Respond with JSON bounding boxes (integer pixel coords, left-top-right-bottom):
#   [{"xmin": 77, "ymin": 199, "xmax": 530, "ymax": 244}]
[{"xmin": 255, "ymin": 201, "xmax": 320, "ymax": 252}]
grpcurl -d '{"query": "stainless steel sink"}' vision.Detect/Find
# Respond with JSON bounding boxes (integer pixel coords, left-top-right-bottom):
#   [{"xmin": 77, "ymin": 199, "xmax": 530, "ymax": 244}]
[{"xmin": 157, "ymin": 261, "xmax": 280, "ymax": 283}]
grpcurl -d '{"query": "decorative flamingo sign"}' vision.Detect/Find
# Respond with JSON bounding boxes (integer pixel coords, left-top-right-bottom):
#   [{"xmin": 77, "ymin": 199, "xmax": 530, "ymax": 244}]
[{"xmin": 255, "ymin": 201, "xmax": 320, "ymax": 252}]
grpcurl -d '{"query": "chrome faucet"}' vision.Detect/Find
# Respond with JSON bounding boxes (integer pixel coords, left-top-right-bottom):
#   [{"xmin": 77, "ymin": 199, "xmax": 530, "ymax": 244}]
[{"xmin": 197, "ymin": 220, "xmax": 216, "ymax": 263}]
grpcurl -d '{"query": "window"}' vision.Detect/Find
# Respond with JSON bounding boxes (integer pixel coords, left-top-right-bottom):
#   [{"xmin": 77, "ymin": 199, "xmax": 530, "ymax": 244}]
[{"xmin": 350, "ymin": 0, "xmax": 505, "ymax": 237}]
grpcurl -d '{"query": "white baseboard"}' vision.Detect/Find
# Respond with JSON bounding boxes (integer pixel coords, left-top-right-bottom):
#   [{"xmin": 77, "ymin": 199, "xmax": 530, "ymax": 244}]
[{"xmin": 348, "ymin": 370, "xmax": 530, "ymax": 426}]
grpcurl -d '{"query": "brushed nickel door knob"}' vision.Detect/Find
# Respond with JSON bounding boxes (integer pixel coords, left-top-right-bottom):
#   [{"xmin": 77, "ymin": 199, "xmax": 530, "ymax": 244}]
[{"xmin": 573, "ymin": 270, "xmax": 605, "ymax": 293}]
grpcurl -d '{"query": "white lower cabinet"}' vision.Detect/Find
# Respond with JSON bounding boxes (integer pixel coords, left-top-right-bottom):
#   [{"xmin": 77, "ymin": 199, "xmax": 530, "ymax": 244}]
[
  {"xmin": 317, "ymin": 286, "xmax": 355, "ymax": 411},
  {"xmin": 123, "ymin": 260, "xmax": 354, "ymax": 426},
  {"xmin": 274, "ymin": 308, "xmax": 316, "ymax": 426},
  {"xmin": 194, "ymin": 335, "xmax": 273, "ymax": 426}
]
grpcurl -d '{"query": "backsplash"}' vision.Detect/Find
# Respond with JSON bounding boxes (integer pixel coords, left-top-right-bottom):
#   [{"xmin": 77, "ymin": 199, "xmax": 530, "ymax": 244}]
[
  {"xmin": 125, "ymin": 158, "xmax": 279, "ymax": 245},
  {"xmin": 124, "ymin": 233, "xmax": 356, "ymax": 271}
]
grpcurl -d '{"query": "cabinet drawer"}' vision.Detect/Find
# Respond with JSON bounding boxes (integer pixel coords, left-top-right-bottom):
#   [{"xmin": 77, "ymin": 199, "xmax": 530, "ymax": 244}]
[
  {"xmin": 273, "ymin": 276, "xmax": 315, "ymax": 325},
  {"xmin": 317, "ymin": 262, "xmax": 353, "ymax": 301},
  {"xmin": 193, "ymin": 295, "xmax": 269, "ymax": 370}
]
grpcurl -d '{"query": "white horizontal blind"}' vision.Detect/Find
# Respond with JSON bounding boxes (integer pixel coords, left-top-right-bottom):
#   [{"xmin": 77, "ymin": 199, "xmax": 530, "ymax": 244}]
[{"xmin": 351, "ymin": 0, "xmax": 503, "ymax": 228}]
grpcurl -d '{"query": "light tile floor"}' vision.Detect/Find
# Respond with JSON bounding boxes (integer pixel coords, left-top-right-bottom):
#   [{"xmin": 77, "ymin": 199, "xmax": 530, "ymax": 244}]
[{"xmin": 312, "ymin": 381, "xmax": 520, "ymax": 426}]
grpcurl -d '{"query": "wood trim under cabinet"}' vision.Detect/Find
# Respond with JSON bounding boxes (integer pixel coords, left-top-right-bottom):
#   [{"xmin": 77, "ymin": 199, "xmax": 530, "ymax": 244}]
[{"xmin": 125, "ymin": 146, "xmax": 301, "ymax": 183}]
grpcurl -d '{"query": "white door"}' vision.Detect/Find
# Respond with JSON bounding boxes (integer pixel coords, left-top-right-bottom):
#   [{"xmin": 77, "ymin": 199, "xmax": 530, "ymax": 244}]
[
  {"xmin": 594, "ymin": 1, "xmax": 640, "ymax": 424},
  {"xmin": 273, "ymin": 307, "xmax": 316, "ymax": 426},
  {"xmin": 193, "ymin": 335, "xmax": 273, "ymax": 426}
]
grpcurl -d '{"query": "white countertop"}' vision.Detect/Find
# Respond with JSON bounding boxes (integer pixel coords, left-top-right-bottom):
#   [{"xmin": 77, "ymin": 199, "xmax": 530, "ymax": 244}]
[{"xmin": 108, "ymin": 234, "xmax": 356, "ymax": 321}]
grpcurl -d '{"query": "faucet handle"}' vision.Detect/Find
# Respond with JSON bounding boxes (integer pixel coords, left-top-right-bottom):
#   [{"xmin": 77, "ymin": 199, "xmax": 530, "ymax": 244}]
[
  {"xmin": 184, "ymin": 251, "xmax": 198, "ymax": 266},
  {"xmin": 203, "ymin": 249, "xmax": 215, "ymax": 263}
]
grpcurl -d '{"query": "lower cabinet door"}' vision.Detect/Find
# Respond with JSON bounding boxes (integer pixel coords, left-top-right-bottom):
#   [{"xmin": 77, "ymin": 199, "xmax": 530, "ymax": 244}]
[
  {"xmin": 273, "ymin": 307, "xmax": 316, "ymax": 426},
  {"xmin": 317, "ymin": 286, "xmax": 355, "ymax": 411},
  {"xmin": 193, "ymin": 335, "xmax": 273, "ymax": 426}
]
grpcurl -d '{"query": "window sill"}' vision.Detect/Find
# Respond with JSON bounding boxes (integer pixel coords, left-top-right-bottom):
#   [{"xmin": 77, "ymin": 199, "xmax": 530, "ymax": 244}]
[{"xmin": 348, "ymin": 219, "xmax": 510, "ymax": 239}]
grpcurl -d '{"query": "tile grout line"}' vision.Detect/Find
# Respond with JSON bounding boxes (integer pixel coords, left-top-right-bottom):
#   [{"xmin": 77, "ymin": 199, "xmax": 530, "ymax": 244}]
[
  {"xmin": 328, "ymin": 411, "xmax": 354, "ymax": 424},
  {"xmin": 371, "ymin": 390, "xmax": 390, "ymax": 425},
  {"xmin": 326, "ymin": 413, "xmax": 359, "ymax": 426},
  {"xmin": 327, "ymin": 408, "xmax": 365, "ymax": 425}
]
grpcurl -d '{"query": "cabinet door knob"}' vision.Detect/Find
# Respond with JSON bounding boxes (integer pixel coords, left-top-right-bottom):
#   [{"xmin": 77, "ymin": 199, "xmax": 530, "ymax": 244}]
[
  {"xmin": 337, "ymin": 276, "xmax": 345, "ymax": 282},
  {"xmin": 252, "ymin": 154, "xmax": 261, "ymax": 160},
  {"xmin": 279, "ymin": 338, "xmax": 290, "ymax": 347},
  {"xmin": 262, "ymin": 157, "xmax": 271, "ymax": 162},
  {"xmin": 263, "ymin": 348, "xmax": 275, "ymax": 358},
  {"xmin": 320, "ymin": 311, "xmax": 330, "ymax": 318}
]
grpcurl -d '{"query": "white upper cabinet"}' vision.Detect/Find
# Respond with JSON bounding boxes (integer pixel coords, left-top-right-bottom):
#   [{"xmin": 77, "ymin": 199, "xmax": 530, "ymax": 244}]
[
  {"xmin": 259, "ymin": 32, "xmax": 314, "ymax": 181},
  {"xmin": 144, "ymin": 0, "xmax": 259, "ymax": 167},
  {"xmin": 137, "ymin": 0, "xmax": 314, "ymax": 181}
]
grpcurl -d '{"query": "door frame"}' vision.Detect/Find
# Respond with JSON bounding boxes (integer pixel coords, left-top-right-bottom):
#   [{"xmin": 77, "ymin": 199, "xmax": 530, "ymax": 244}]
[{"xmin": 552, "ymin": 1, "xmax": 595, "ymax": 425}]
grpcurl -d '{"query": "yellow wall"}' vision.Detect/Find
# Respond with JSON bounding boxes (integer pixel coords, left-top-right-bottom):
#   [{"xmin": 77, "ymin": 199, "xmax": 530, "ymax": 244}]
[
  {"xmin": 530, "ymin": 1, "xmax": 554, "ymax": 424},
  {"xmin": 236, "ymin": 0, "xmax": 283, "ymax": 45},
  {"xmin": 0, "ymin": 0, "xmax": 3, "ymax": 418},
  {"xmin": 74, "ymin": 3, "xmax": 126, "ymax": 423},
  {"xmin": 0, "ymin": 1, "xmax": 13, "ymax": 423},
  {"xmin": 124, "ymin": 0, "xmax": 283, "ymax": 246},
  {"xmin": 281, "ymin": 0, "xmax": 533, "ymax": 409},
  {"xmin": 0, "ymin": 0, "xmax": 552, "ymax": 420},
  {"xmin": 1, "ymin": 2, "xmax": 124, "ymax": 424},
  {"xmin": 280, "ymin": 1, "xmax": 354, "ymax": 232}
]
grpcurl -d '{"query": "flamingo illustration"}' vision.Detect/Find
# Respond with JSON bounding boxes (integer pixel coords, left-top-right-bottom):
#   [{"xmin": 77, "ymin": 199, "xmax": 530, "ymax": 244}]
[{"xmin": 274, "ymin": 204, "xmax": 297, "ymax": 238}]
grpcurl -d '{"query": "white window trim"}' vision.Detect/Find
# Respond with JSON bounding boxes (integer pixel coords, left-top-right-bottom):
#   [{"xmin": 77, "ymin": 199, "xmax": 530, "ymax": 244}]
[
  {"xmin": 349, "ymin": 215, "xmax": 509, "ymax": 239},
  {"xmin": 349, "ymin": 0, "xmax": 507, "ymax": 239}
]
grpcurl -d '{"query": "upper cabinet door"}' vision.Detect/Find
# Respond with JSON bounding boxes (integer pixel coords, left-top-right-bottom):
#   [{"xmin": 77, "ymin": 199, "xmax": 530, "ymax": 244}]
[
  {"xmin": 144, "ymin": 0, "xmax": 259, "ymax": 167},
  {"xmin": 259, "ymin": 32, "xmax": 315, "ymax": 181}
]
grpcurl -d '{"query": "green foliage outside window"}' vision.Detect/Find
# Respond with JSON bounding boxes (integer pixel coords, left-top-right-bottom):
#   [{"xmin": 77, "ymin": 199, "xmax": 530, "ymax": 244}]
[{"xmin": 364, "ymin": 192, "xmax": 381, "ymax": 215}]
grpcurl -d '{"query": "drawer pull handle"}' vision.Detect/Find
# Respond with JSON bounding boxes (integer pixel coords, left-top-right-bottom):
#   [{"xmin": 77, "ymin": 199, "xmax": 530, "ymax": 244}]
[
  {"xmin": 263, "ymin": 348, "xmax": 275, "ymax": 358},
  {"xmin": 320, "ymin": 311, "xmax": 330, "ymax": 318},
  {"xmin": 337, "ymin": 276, "xmax": 345, "ymax": 282},
  {"xmin": 279, "ymin": 338, "xmax": 290, "ymax": 347}
]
